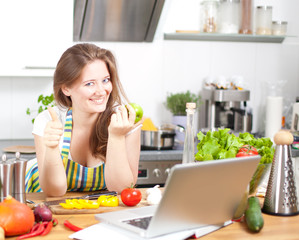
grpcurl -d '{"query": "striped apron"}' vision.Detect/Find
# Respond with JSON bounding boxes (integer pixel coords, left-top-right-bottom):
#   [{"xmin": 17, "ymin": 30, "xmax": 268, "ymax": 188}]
[{"xmin": 25, "ymin": 109, "xmax": 106, "ymax": 192}]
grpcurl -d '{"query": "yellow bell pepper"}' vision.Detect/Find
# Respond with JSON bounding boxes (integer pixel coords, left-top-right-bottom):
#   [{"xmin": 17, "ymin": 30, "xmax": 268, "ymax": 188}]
[
  {"xmin": 97, "ymin": 195, "xmax": 119, "ymax": 207},
  {"xmin": 59, "ymin": 199, "xmax": 100, "ymax": 209}
]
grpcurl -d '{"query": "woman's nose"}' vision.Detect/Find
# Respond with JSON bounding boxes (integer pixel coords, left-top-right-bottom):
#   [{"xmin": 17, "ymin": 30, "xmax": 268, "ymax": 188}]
[{"xmin": 95, "ymin": 82, "xmax": 107, "ymax": 95}]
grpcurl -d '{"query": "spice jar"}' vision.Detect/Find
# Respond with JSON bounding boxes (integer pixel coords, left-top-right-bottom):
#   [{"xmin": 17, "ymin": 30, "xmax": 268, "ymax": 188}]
[
  {"xmin": 255, "ymin": 6, "xmax": 272, "ymax": 35},
  {"xmin": 239, "ymin": 0, "xmax": 252, "ymax": 34},
  {"xmin": 272, "ymin": 21, "xmax": 288, "ymax": 35},
  {"xmin": 218, "ymin": 0, "xmax": 240, "ymax": 34},
  {"xmin": 200, "ymin": 0, "xmax": 219, "ymax": 33}
]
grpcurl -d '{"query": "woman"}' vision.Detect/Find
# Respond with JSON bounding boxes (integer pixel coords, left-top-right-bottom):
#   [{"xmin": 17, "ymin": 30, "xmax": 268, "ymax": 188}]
[{"xmin": 25, "ymin": 43, "xmax": 143, "ymax": 197}]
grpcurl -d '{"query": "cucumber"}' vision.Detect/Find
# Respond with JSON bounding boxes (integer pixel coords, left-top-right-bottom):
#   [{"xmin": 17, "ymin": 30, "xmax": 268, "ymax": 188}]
[{"xmin": 245, "ymin": 196, "xmax": 264, "ymax": 232}]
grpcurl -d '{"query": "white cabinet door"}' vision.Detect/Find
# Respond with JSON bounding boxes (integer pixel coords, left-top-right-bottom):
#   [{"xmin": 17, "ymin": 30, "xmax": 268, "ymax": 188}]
[{"xmin": 0, "ymin": 0, "xmax": 73, "ymax": 72}]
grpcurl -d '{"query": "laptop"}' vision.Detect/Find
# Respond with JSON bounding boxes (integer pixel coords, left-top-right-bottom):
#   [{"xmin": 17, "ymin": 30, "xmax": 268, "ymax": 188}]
[{"xmin": 95, "ymin": 155, "xmax": 261, "ymax": 238}]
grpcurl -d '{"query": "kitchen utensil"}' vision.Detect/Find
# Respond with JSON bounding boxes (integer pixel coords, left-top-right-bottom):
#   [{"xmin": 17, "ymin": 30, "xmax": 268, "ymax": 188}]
[
  {"xmin": 141, "ymin": 124, "xmax": 183, "ymax": 150},
  {"xmin": 11, "ymin": 152, "xmax": 28, "ymax": 203},
  {"xmin": 43, "ymin": 190, "xmax": 117, "ymax": 206},
  {"xmin": 0, "ymin": 154, "xmax": 14, "ymax": 201},
  {"xmin": 262, "ymin": 130, "xmax": 299, "ymax": 216},
  {"xmin": 2, "ymin": 145, "xmax": 36, "ymax": 154},
  {"xmin": 141, "ymin": 130, "xmax": 175, "ymax": 150}
]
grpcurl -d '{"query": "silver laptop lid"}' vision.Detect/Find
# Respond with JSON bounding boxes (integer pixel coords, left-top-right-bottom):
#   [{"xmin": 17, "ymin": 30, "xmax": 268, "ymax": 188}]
[{"xmin": 146, "ymin": 155, "xmax": 261, "ymax": 237}]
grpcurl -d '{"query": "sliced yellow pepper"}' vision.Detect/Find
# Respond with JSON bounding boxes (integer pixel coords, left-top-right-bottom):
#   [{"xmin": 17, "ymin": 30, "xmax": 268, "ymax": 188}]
[
  {"xmin": 60, "ymin": 198, "xmax": 100, "ymax": 209},
  {"xmin": 97, "ymin": 195, "xmax": 119, "ymax": 207}
]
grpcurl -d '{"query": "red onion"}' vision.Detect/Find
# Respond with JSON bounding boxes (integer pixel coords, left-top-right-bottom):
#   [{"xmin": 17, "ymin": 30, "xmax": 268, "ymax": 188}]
[{"xmin": 33, "ymin": 203, "xmax": 52, "ymax": 222}]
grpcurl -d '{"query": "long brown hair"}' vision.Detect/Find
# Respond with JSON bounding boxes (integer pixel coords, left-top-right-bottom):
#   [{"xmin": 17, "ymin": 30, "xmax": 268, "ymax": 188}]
[{"xmin": 53, "ymin": 43, "xmax": 128, "ymax": 160}]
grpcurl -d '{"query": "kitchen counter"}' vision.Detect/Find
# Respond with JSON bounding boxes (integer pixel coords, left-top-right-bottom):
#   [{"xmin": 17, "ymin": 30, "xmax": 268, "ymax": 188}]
[
  {"xmin": 7, "ymin": 190, "xmax": 299, "ymax": 239},
  {"xmin": 1, "ymin": 139, "xmax": 299, "ymax": 160},
  {"xmin": 0, "ymin": 139, "xmax": 184, "ymax": 161}
]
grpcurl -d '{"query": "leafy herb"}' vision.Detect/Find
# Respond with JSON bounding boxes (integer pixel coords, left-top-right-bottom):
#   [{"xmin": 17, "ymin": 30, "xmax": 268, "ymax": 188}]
[
  {"xmin": 195, "ymin": 128, "xmax": 274, "ymax": 164},
  {"xmin": 26, "ymin": 93, "xmax": 55, "ymax": 124},
  {"xmin": 166, "ymin": 91, "xmax": 200, "ymax": 116}
]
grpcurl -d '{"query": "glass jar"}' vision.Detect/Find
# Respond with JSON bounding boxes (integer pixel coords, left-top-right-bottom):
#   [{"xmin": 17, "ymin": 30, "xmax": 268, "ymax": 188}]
[
  {"xmin": 239, "ymin": 0, "xmax": 252, "ymax": 34},
  {"xmin": 272, "ymin": 21, "xmax": 288, "ymax": 35},
  {"xmin": 218, "ymin": 0, "xmax": 240, "ymax": 34},
  {"xmin": 200, "ymin": 0, "xmax": 219, "ymax": 33},
  {"xmin": 255, "ymin": 6, "xmax": 272, "ymax": 35}
]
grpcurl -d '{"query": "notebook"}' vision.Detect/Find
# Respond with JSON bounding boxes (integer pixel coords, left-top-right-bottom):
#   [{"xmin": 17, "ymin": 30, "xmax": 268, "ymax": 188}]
[{"xmin": 95, "ymin": 155, "xmax": 261, "ymax": 238}]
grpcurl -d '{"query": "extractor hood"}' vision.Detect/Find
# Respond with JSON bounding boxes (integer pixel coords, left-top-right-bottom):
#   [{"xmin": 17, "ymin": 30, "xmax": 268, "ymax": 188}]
[{"xmin": 73, "ymin": 0, "xmax": 165, "ymax": 42}]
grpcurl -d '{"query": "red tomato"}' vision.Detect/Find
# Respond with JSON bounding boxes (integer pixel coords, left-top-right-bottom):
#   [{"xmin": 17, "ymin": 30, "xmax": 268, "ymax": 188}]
[
  {"xmin": 121, "ymin": 187, "xmax": 142, "ymax": 206},
  {"xmin": 236, "ymin": 145, "xmax": 258, "ymax": 157}
]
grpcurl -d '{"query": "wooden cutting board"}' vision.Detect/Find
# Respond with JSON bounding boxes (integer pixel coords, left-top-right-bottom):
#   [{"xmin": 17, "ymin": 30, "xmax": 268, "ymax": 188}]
[
  {"xmin": 48, "ymin": 198, "xmax": 150, "ymax": 215},
  {"xmin": 3, "ymin": 145, "xmax": 36, "ymax": 154}
]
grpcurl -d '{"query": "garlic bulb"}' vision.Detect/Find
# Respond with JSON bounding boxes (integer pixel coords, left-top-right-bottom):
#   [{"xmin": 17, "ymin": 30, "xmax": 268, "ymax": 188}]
[{"xmin": 146, "ymin": 185, "xmax": 162, "ymax": 205}]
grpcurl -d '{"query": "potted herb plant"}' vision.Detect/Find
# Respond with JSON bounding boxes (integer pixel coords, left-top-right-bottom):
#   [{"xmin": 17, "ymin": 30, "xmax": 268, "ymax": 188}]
[{"xmin": 165, "ymin": 91, "xmax": 200, "ymax": 145}]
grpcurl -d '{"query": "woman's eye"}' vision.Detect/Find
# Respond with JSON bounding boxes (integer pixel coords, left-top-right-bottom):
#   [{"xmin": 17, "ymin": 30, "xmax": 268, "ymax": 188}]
[
  {"xmin": 103, "ymin": 77, "xmax": 110, "ymax": 83},
  {"xmin": 85, "ymin": 82, "xmax": 94, "ymax": 86}
]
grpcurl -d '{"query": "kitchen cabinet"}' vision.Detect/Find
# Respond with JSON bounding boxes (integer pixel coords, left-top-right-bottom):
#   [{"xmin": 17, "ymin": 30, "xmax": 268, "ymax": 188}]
[
  {"xmin": 164, "ymin": 32, "xmax": 290, "ymax": 43},
  {"xmin": 0, "ymin": 0, "xmax": 73, "ymax": 77}
]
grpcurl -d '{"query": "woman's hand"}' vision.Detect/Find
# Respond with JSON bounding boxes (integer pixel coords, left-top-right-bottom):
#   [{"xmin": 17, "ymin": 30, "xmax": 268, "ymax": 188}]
[
  {"xmin": 108, "ymin": 104, "xmax": 140, "ymax": 137},
  {"xmin": 43, "ymin": 107, "xmax": 63, "ymax": 148}
]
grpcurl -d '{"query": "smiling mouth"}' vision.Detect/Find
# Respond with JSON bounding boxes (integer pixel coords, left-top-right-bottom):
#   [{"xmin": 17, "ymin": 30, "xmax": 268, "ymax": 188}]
[{"xmin": 90, "ymin": 97, "xmax": 105, "ymax": 104}]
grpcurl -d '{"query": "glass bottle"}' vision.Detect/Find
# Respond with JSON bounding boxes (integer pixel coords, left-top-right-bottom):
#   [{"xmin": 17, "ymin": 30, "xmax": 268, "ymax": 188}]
[
  {"xmin": 239, "ymin": 0, "xmax": 252, "ymax": 34},
  {"xmin": 182, "ymin": 102, "xmax": 196, "ymax": 164}
]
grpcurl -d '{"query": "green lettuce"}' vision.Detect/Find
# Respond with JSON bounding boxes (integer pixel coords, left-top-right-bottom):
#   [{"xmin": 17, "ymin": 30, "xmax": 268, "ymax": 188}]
[{"xmin": 195, "ymin": 128, "xmax": 274, "ymax": 164}]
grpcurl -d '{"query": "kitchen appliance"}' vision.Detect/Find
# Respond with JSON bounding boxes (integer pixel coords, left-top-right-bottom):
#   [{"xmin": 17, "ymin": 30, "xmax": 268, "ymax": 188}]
[
  {"xmin": 136, "ymin": 150, "xmax": 182, "ymax": 187},
  {"xmin": 198, "ymin": 88, "xmax": 252, "ymax": 133},
  {"xmin": 73, "ymin": 0, "xmax": 165, "ymax": 42},
  {"xmin": 262, "ymin": 130, "xmax": 299, "ymax": 216}
]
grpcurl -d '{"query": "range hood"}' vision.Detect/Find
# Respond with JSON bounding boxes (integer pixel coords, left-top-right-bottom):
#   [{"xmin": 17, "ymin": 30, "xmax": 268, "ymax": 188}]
[{"xmin": 73, "ymin": 0, "xmax": 165, "ymax": 42}]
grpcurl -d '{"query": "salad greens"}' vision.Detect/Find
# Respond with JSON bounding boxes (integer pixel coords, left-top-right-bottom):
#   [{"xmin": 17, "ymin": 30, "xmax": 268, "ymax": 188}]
[{"xmin": 195, "ymin": 128, "xmax": 274, "ymax": 164}]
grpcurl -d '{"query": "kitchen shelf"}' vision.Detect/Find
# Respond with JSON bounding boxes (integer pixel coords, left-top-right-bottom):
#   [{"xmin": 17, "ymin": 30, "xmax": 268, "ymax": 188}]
[
  {"xmin": 0, "ymin": 67, "xmax": 55, "ymax": 78},
  {"xmin": 164, "ymin": 32, "xmax": 291, "ymax": 43}
]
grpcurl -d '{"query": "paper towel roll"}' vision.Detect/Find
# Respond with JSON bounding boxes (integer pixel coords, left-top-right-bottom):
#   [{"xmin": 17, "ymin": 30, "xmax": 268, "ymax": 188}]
[{"xmin": 265, "ymin": 96, "xmax": 283, "ymax": 141}]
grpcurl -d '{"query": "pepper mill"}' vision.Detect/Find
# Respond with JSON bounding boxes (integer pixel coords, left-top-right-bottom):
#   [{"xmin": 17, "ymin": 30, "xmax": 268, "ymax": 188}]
[
  {"xmin": 11, "ymin": 152, "xmax": 28, "ymax": 203},
  {"xmin": 262, "ymin": 130, "xmax": 299, "ymax": 216},
  {"xmin": 0, "ymin": 154, "xmax": 14, "ymax": 201}
]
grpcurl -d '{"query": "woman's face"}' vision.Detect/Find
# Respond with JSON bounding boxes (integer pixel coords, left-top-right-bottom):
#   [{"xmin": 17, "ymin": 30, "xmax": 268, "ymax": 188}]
[{"xmin": 62, "ymin": 60, "xmax": 113, "ymax": 114}]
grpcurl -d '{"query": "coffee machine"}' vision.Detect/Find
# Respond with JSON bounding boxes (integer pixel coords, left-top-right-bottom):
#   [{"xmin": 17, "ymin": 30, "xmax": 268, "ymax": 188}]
[{"xmin": 199, "ymin": 88, "xmax": 252, "ymax": 133}]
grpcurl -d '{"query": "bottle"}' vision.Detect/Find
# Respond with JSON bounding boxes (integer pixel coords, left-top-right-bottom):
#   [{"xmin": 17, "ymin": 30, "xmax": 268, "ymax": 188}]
[
  {"xmin": 239, "ymin": 0, "xmax": 252, "ymax": 34},
  {"xmin": 182, "ymin": 102, "xmax": 196, "ymax": 164}
]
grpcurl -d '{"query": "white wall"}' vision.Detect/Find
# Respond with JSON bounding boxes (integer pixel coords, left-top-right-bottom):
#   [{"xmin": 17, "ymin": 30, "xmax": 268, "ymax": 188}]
[{"xmin": 0, "ymin": 0, "xmax": 299, "ymax": 139}]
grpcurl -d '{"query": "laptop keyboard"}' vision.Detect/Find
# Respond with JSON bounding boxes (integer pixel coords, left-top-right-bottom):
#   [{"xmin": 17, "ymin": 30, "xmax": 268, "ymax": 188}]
[{"xmin": 123, "ymin": 216, "xmax": 153, "ymax": 230}]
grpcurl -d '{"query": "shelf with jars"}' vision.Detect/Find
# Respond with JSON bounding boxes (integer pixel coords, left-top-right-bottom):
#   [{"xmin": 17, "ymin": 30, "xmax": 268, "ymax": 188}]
[
  {"xmin": 164, "ymin": 1, "xmax": 295, "ymax": 44},
  {"xmin": 163, "ymin": 32, "xmax": 291, "ymax": 43}
]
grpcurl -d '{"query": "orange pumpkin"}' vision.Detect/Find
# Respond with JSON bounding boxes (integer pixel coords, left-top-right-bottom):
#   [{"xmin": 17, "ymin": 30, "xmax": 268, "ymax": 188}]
[{"xmin": 0, "ymin": 195, "xmax": 34, "ymax": 236}]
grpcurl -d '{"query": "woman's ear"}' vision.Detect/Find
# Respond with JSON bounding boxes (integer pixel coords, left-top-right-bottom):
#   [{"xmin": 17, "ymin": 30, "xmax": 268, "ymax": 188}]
[{"xmin": 61, "ymin": 85, "xmax": 71, "ymax": 96}]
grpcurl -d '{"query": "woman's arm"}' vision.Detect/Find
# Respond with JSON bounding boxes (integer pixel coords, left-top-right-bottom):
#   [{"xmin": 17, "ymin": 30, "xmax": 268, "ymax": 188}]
[
  {"xmin": 35, "ymin": 107, "xmax": 67, "ymax": 197},
  {"xmin": 104, "ymin": 105, "xmax": 142, "ymax": 192}
]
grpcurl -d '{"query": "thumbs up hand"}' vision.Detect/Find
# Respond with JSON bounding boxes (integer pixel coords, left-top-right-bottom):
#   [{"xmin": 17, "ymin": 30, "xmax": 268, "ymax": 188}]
[{"xmin": 43, "ymin": 106, "xmax": 63, "ymax": 148}]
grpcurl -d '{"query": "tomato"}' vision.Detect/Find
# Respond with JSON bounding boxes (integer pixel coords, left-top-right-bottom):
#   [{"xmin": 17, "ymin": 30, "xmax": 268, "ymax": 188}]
[
  {"xmin": 121, "ymin": 187, "xmax": 142, "ymax": 206},
  {"xmin": 236, "ymin": 145, "xmax": 258, "ymax": 157}
]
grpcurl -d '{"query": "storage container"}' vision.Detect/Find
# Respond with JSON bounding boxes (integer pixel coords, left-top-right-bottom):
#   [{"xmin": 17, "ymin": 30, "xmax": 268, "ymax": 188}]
[
  {"xmin": 255, "ymin": 6, "xmax": 272, "ymax": 35},
  {"xmin": 200, "ymin": 0, "xmax": 219, "ymax": 33},
  {"xmin": 272, "ymin": 21, "xmax": 288, "ymax": 35},
  {"xmin": 239, "ymin": 0, "xmax": 252, "ymax": 34},
  {"xmin": 218, "ymin": 0, "xmax": 241, "ymax": 34}
]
